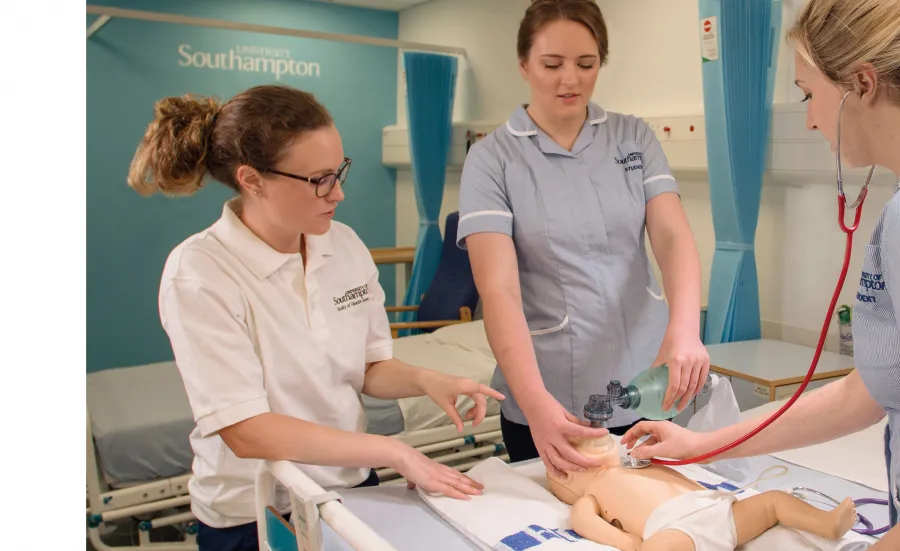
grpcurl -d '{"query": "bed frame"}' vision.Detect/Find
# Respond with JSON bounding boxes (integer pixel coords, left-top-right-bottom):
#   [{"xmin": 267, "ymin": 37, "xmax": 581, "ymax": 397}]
[
  {"xmin": 87, "ymin": 232, "xmax": 491, "ymax": 549},
  {"xmin": 86, "ymin": 408, "xmax": 197, "ymax": 551},
  {"xmin": 86, "ymin": 407, "xmax": 505, "ymax": 550}
]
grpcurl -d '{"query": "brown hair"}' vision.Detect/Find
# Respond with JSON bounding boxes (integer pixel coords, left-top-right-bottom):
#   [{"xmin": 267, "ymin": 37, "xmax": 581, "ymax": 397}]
[
  {"xmin": 517, "ymin": 0, "xmax": 609, "ymax": 64},
  {"xmin": 127, "ymin": 85, "xmax": 333, "ymax": 197},
  {"xmin": 787, "ymin": 0, "xmax": 900, "ymax": 101}
]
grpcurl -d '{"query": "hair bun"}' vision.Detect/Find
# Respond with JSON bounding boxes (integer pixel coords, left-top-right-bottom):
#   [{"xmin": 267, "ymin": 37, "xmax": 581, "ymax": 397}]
[
  {"xmin": 155, "ymin": 95, "xmax": 219, "ymax": 127},
  {"xmin": 127, "ymin": 94, "xmax": 220, "ymax": 197}
]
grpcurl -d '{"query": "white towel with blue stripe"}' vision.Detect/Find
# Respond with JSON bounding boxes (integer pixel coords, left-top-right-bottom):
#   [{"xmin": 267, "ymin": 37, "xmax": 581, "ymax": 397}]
[
  {"xmin": 418, "ymin": 456, "xmax": 877, "ymax": 551},
  {"xmin": 417, "ymin": 457, "xmax": 617, "ymax": 551}
]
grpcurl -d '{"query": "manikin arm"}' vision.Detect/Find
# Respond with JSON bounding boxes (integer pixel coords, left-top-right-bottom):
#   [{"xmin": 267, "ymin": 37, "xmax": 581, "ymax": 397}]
[{"xmin": 571, "ymin": 495, "xmax": 642, "ymax": 551}]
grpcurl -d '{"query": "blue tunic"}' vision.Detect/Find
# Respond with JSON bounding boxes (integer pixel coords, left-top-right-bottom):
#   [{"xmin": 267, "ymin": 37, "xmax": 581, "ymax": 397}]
[
  {"xmin": 852, "ymin": 187, "xmax": 900, "ymax": 526},
  {"xmin": 456, "ymin": 102, "xmax": 679, "ymax": 428}
]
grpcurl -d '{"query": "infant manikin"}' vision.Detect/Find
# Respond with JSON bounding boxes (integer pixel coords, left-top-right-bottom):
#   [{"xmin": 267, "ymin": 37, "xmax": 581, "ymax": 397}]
[{"xmin": 546, "ymin": 435, "xmax": 857, "ymax": 551}]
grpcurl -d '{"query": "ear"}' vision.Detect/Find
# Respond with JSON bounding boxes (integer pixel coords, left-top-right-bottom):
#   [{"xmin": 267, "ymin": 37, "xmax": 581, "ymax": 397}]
[
  {"xmin": 853, "ymin": 62, "xmax": 880, "ymax": 106},
  {"xmin": 546, "ymin": 468, "xmax": 572, "ymax": 488},
  {"xmin": 518, "ymin": 57, "xmax": 529, "ymax": 80},
  {"xmin": 235, "ymin": 165, "xmax": 263, "ymax": 196}
]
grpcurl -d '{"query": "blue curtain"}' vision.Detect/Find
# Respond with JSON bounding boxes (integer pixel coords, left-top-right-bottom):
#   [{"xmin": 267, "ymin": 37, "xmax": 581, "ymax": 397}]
[
  {"xmin": 400, "ymin": 52, "xmax": 458, "ymax": 325},
  {"xmin": 700, "ymin": 0, "xmax": 782, "ymax": 344}
]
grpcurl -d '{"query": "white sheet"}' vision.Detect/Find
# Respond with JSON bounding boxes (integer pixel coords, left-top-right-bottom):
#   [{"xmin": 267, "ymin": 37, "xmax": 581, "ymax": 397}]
[
  {"xmin": 738, "ymin": 394, "xmax": 888, "ymax": 493},
  {"xmin": 420, "ymin": 451, "xmax": 876, "ymax": 551},
  {"xmin": 419, "ymin": 457, "xmax": 616, "ymax": 550},
  {"xmin": 392, "ymin": 321, "xmax": 500, "ymax": 432}
]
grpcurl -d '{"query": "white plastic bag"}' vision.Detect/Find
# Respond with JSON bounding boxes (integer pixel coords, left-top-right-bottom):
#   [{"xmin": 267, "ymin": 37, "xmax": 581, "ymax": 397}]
[{"xmin": 687, "ymin": 374, "xmax": 759, "ymax": 483}]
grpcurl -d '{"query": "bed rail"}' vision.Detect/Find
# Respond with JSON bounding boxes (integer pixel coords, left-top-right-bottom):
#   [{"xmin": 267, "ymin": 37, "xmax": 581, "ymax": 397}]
[{"xmin": 256, "ymin": 460, "xmax": 397, "ymax": 551}]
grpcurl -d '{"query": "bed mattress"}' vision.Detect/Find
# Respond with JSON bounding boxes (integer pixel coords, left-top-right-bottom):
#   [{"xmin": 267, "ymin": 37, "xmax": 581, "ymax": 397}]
[
  {"xmin": 739, "ymin": 394, "xmax": 889, "ymax": 492},
  {"xmin": 87, "ymin": 362, "xmax": 404, "ymax": 485},
  {"xmin": 391, "ymin": 321, "xmax": 501, "ymax": 432},
  {"xmin": 87, "ymin": 362, "xmax": 196, "ymax": 485}
]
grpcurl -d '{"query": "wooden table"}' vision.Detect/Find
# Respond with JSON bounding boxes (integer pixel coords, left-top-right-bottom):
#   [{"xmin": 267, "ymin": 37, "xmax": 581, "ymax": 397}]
[{"xmin": 706, "ymin": 339, "xmax": 855, "ymax": 402}]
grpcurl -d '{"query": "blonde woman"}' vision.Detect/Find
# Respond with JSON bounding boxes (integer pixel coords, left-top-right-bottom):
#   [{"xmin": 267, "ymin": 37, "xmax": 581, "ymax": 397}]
[{"xmin": 622, "ymin": 1, "xmax": 900, "ymax": 547}]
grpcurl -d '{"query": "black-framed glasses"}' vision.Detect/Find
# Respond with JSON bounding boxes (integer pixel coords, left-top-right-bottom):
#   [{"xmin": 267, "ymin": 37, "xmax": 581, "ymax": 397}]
[{"xmin": 259, "ymin": 157, "xmax": 351, "ymax": 198}]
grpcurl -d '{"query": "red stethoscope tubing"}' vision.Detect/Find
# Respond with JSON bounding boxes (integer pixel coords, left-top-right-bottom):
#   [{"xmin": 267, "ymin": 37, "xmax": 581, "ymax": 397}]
[{"xmin": 649, "ymin": 190, "xmax": 867, "ymax": 466}]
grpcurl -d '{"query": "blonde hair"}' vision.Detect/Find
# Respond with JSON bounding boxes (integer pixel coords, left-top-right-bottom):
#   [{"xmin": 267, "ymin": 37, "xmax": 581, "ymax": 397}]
[
  {"xmin": 787, "ymin": 0, "xmax": 900, "ymax": 100},
  {"xmin": 127, "ymin": 85, "xmax": 333, "ymax": 197}
]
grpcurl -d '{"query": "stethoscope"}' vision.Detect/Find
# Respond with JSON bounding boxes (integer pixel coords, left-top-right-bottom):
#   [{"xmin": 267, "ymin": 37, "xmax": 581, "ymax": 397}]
[
  {"xmin": 835, "ymin": 89, "xmax": 875, "ymax": 232},
  {"xmin": 835, "ymin": 89, "xmax": 900, "ymax": 223},
  {"xmin": 790, "ymin": 487, "xmax": 891, "ymax": 537},
  {"xmin": 645, "ymin": 91, "xmax": 896, "ymax": 469},
  {"xmin": 777, "ymin": 93, "xmax": 898, "ymax": 541}
]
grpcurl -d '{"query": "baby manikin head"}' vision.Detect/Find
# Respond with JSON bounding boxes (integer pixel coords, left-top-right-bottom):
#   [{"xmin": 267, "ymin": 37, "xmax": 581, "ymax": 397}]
[{"xmin": 547, "ymin": 434, "xmax": 620, "ymax": 505}]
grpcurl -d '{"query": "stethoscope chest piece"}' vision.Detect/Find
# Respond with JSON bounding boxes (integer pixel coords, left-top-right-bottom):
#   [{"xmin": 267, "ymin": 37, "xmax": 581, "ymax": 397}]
[{"xmin": 622, "ymin": 456, "xmax": 651, "ymax": 469}]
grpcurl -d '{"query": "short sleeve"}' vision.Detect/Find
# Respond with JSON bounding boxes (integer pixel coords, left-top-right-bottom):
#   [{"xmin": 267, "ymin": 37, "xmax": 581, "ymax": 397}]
[
  {"xmin": 160, "ymin": 271, "xmax": 270, "ymax": 438},
  {"xmin": 456, "ymin": 141, "xmax": 513, "ymax": 250},
  {"xmin": 363, "ymin": 257, "xmax": 393, "ymax": 363},
  {"xmin": 637, "ymin": 118, "xmax": 680, "ymax": 202}
]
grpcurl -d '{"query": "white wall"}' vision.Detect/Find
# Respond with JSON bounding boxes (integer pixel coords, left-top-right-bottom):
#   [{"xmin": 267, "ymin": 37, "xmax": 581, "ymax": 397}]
[{"xmin": 394, "ymin": 0, "xmax": 898, "ymax": 352}]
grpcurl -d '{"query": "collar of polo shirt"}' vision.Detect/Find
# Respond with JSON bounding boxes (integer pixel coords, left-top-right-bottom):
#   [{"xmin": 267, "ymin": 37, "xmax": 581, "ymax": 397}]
[
  {"xmin": 505, "ymin": 102, "xmax": 609, "ymax": 137},
  {"xmin": 213, "ymin": 197, "xmax": 335, "ymax": 280}
]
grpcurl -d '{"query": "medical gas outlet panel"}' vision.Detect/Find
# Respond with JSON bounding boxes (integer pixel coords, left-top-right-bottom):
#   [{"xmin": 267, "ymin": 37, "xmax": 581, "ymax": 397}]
[{"xmin": 381, "ymin": 105, "xmax": 894, "ymax": 184}]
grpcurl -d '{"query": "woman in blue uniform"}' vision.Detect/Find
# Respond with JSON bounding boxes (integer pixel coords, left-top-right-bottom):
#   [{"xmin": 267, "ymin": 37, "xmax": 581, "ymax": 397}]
[
  {"xmin": 622, "ymin": 0, "xmax": 900, "ymax": 546},
  {"xmin": 457, "ymin": 0, "xmax": 709, "ymax": 478}
]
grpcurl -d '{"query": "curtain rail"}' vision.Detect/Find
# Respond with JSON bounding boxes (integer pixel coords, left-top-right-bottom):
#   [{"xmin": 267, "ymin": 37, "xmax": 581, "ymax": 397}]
[{"xmin": 86, "ymin": 5, "xmax": 467, "ymax": 55}]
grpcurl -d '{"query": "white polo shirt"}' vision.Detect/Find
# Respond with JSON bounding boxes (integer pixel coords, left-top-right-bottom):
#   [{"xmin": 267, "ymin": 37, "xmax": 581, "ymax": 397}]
[{"xmin": 158, "ymin": 198, "xmax": 393, "ymax": 528}]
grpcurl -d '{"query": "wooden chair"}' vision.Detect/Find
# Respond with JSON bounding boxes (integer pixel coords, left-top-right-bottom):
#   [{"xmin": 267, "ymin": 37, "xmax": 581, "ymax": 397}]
[{"xmin": 386, "ymin": 303, "xmax": 473, "ymax": 338}]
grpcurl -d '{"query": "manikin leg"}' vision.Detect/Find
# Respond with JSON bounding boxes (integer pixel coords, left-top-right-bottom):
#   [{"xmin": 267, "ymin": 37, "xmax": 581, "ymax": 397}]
[
  {"xmin": 635, "ymin": 530, "xmax": 695, "ymax": 551},
  {"xmin": 637, "ymin": 490, "xmax": 856, "ymax": 551},
  {"xmin": 731, "ymin": 490, "xmax": 857, "ymax": 544},
  {"xmin": 570, "ymin": 495, "xmax": 644, "ymax": 551}
]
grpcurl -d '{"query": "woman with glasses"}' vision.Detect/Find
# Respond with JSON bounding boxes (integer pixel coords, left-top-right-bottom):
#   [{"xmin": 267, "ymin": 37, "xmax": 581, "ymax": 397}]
[{"xmin": 127, "ymin": 84, "xmax": 503, "ymax": 551}]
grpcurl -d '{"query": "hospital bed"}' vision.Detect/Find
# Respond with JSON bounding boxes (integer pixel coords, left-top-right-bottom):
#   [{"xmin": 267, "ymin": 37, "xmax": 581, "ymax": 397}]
[
  {"xmin": 86, "ymin": 320, "xmax": 503, "ymax": 550},
  {"xmin": 257, "ymin": 391, "xmax": 891, "ymax": 551}
]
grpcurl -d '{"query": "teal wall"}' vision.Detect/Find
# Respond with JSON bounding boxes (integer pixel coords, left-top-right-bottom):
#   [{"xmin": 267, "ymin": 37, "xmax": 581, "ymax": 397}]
[{"xmin": 87, "ymin": 0, "xmax": 398, "ymax": 372}]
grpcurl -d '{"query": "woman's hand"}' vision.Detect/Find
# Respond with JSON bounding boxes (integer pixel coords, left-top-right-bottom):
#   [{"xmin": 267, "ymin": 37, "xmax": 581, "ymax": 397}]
[
  {"xmin": 653, "ymin": 328, "xmax": 710, "ymax": 411},
  {"xmin": 523, "ymin": 392, "xmax": 611, "ymax": 478},
  {"xmin": 620, "ymin": 420, "xmax": 706, "ymax": 461},
  {"xmin": 416, "ymin": 371, "xmax": 506, "ymax": 432},
  {"xmin": 390, "ymin": 441, "xmax": 485, "ymax": 500}
]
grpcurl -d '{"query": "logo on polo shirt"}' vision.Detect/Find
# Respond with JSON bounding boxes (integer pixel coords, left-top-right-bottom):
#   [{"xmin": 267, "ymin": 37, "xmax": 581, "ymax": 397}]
[
  {"xmin": 615, "ymin": 151, "xmax": 643, "ymax": 172},
  {"xmin": 334, "ymin": 284, "xmax": 370, "ymax": 312},
  {"xmin": 857, "ymin": 271, "xmax": 885, "ymax": 304}
]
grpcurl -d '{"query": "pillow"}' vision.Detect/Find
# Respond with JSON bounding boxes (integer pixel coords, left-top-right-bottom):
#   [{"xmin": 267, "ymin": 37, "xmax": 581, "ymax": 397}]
[{"xmin": 430, "ymin": 320, "xmax": 494, "ymax": 360}]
